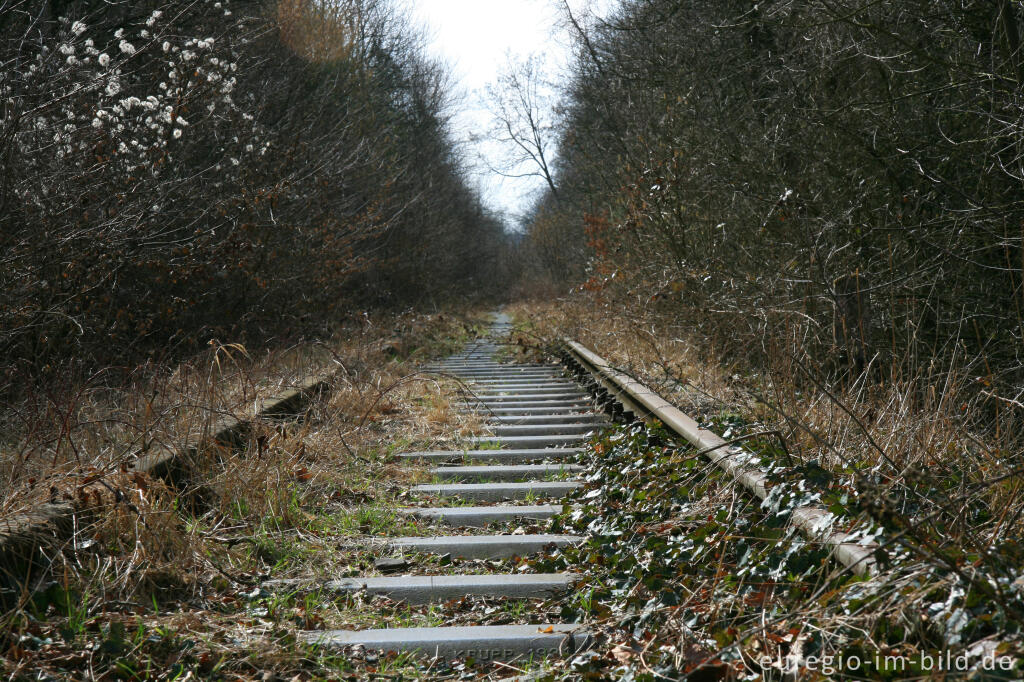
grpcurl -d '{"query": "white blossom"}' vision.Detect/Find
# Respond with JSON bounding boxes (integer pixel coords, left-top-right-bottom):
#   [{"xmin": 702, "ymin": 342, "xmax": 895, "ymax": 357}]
[
  {"xmin": 114, "ymin": 28, "xmax": 124, "ymax": 39},
  {"xmin": 92, "ymin": 117, "xmax": 102, "ymax": 128},
  {"xmin": 146, "ymin": 10, "xmax": 163, "ymax": 26},
  {"xmin": 162, "ymin": 41, "xmax": 171, "ymax": 52},
  {"xmin": 59, "ymin": 44, "xmax": 75, "ymax": 55},
  {"xmin": 105, "ymin": 81, "xmax": 120, "ymax": 96},
  {"xmin": 173, "ymin": 128, "xmax": 182, "ymax": 139},
  {"xmin": 98, "ymin": 53, "xmax": 110, "ymax": 67},
  {"xmin": 118, "ymin": 40, "xmax": 135, "ymax": 55},
  {"xmin": 71, "ymin": 21, "xmax": 86, "ymax": 36}
]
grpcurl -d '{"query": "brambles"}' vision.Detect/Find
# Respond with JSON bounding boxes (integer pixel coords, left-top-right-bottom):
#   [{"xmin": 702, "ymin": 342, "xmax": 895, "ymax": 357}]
[{"xmin": 532, "ymin": 418, "xmax": 1023, "ymax": 679}]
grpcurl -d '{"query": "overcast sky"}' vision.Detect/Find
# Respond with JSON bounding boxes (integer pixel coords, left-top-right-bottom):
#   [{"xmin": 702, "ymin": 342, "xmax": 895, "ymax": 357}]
[{"xmin": 404, "ymin": 0, "xmax": 616, "ymax": 229}]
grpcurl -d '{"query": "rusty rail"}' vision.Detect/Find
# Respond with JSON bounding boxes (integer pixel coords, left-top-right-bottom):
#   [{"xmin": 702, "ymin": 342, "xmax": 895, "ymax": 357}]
[
  {"xmin": 561, "ymin": 339, "xmax": 877, "ymax": 577},
  {"xmin": 0, "ymin": 375, "xmax": 332, "ymax": 606}
]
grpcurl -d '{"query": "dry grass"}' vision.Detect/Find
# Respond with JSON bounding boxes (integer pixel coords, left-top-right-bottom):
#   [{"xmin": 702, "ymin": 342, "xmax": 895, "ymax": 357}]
[
  {"xmin": 0, "ymin": 312, "xmax": 472, "ymax": 512},
  {"xmin": 506, "ymin": 295, "xmax": 1024, "ymax": 674},
  {"xmin": 10, "ymin": 296, "xmax": 1018, "ymax": 678},
  {"xmin": 0, "ymin": 308, "xmax": 526, "ymax": 679},
  {"xmin": 508, "ymin": 295, "xmax": 1021, "ymax": 497}
]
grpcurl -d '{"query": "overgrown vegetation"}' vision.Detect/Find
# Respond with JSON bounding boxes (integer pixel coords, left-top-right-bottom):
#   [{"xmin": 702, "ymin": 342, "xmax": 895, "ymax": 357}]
[
  {"xmin": 8, "ymin": 0, "xmax": 1024, "ymax": 676},
  {"xmin": 518, "ymin": 0, "xmax": 1024, "ymax": 405},
  {"xmin": 531, "ymin": 419, "xmax": 1023, "ymax": 680},
  {"xmin": 1, "ymin": 0, "xmax": 510, "ymax": 384},
  {"xmin": 0, "ymin": 3, "xmax": 514, "ymax": 636},
  {"xmin": 0, "ymin": 310, "xmax": 592, "ymax": 680},
  {"xmin": 0, "ymin": 310, "xmax": 471, "ymax": 494},
  {"xmin": 0, "ymin": 311, "xmax": 510, "ymax": 679},
  {"xmin": 511, "ymin": 300, "xmax": 1024, "ymax": 679},
  {"xmin": 500, "ymin": 6, "xmax": 1024, "ymax": 669}
]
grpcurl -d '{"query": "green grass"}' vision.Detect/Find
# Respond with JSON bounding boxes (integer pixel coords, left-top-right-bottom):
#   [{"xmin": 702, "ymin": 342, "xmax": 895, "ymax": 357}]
[
  {"xmin": 329, "ymin": 504, "xmax": 419, "ymax": 536},
  {"xmin": 368, "ymin": 436, "xmax": 415, "ymax": 461}
]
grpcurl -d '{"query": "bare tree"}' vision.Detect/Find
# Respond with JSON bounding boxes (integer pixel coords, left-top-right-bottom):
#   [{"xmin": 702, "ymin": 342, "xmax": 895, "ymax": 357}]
[
  {"xmin": 0, "ymin": 0, "xmax": 510, "ymax": 383},
  {"xmin": 481, "ymin": 55, "xmax": 560, "ymax": 198},
  {"xmin": 524, "ymin": 0, "xmax": 1024, "ymax": 389}
]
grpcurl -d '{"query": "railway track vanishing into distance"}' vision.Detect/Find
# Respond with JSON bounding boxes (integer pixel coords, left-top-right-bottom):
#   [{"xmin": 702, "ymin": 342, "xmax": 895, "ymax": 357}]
[
  {"xmin": 300, "ymin": 315, "xmax": 600, "ymax": 661},
  {"xmin": 294, "ymin": 313, "xmax": 882, "ymax": 665},
  {"xmin": 1, "ymin": 310, "xmax": 931, "ymax": 676}
]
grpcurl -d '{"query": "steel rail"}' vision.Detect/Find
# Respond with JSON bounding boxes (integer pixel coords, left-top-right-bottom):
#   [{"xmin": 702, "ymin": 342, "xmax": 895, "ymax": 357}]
[
  {"xmin": 0, "ymin": 374, "xmax": 333, "ymax": 607},
  {"xmin": 562, "ymin": 339, "xmax": 877, "ymax": 577}
]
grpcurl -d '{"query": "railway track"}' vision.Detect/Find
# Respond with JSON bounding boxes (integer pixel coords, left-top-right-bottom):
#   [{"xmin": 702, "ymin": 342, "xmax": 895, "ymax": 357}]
[
  {"xmin": 293, "ymin": 312, "xmax": 888, "ymax": 666},
  {"xmin": 300, "ymin": 314, "xmax": 602, "ymax": 661},
  {"xmin": 4, "ymin": 311, "xmax": 1016, "ymax": 676}
]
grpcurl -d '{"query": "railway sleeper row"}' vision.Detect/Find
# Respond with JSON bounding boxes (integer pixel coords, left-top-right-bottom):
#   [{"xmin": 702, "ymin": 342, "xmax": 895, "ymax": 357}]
[
  {"xmin": 272, "ymin": 311, "xmax": 880, "ymax": 670},
  {"xmin": 262, "ymin": 314, "xmax": 606, "ymax": 665},
  {"xmin": 241, "ymin": 311, "xmax": 1016, "ymax": 677}
]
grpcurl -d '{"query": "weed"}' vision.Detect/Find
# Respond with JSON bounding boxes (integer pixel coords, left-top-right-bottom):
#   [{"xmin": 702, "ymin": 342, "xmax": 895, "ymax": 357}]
[
  {"xmin": 59, "ymin": 587, "xmax": 89, "ymax": 642},
  {"xmin": 513, "ymin": 299, "xmax": 1024, "ymax": 679},
  {"xmin": 0, "ymin": 309, "xmax": 516, "ymax": 679}
]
